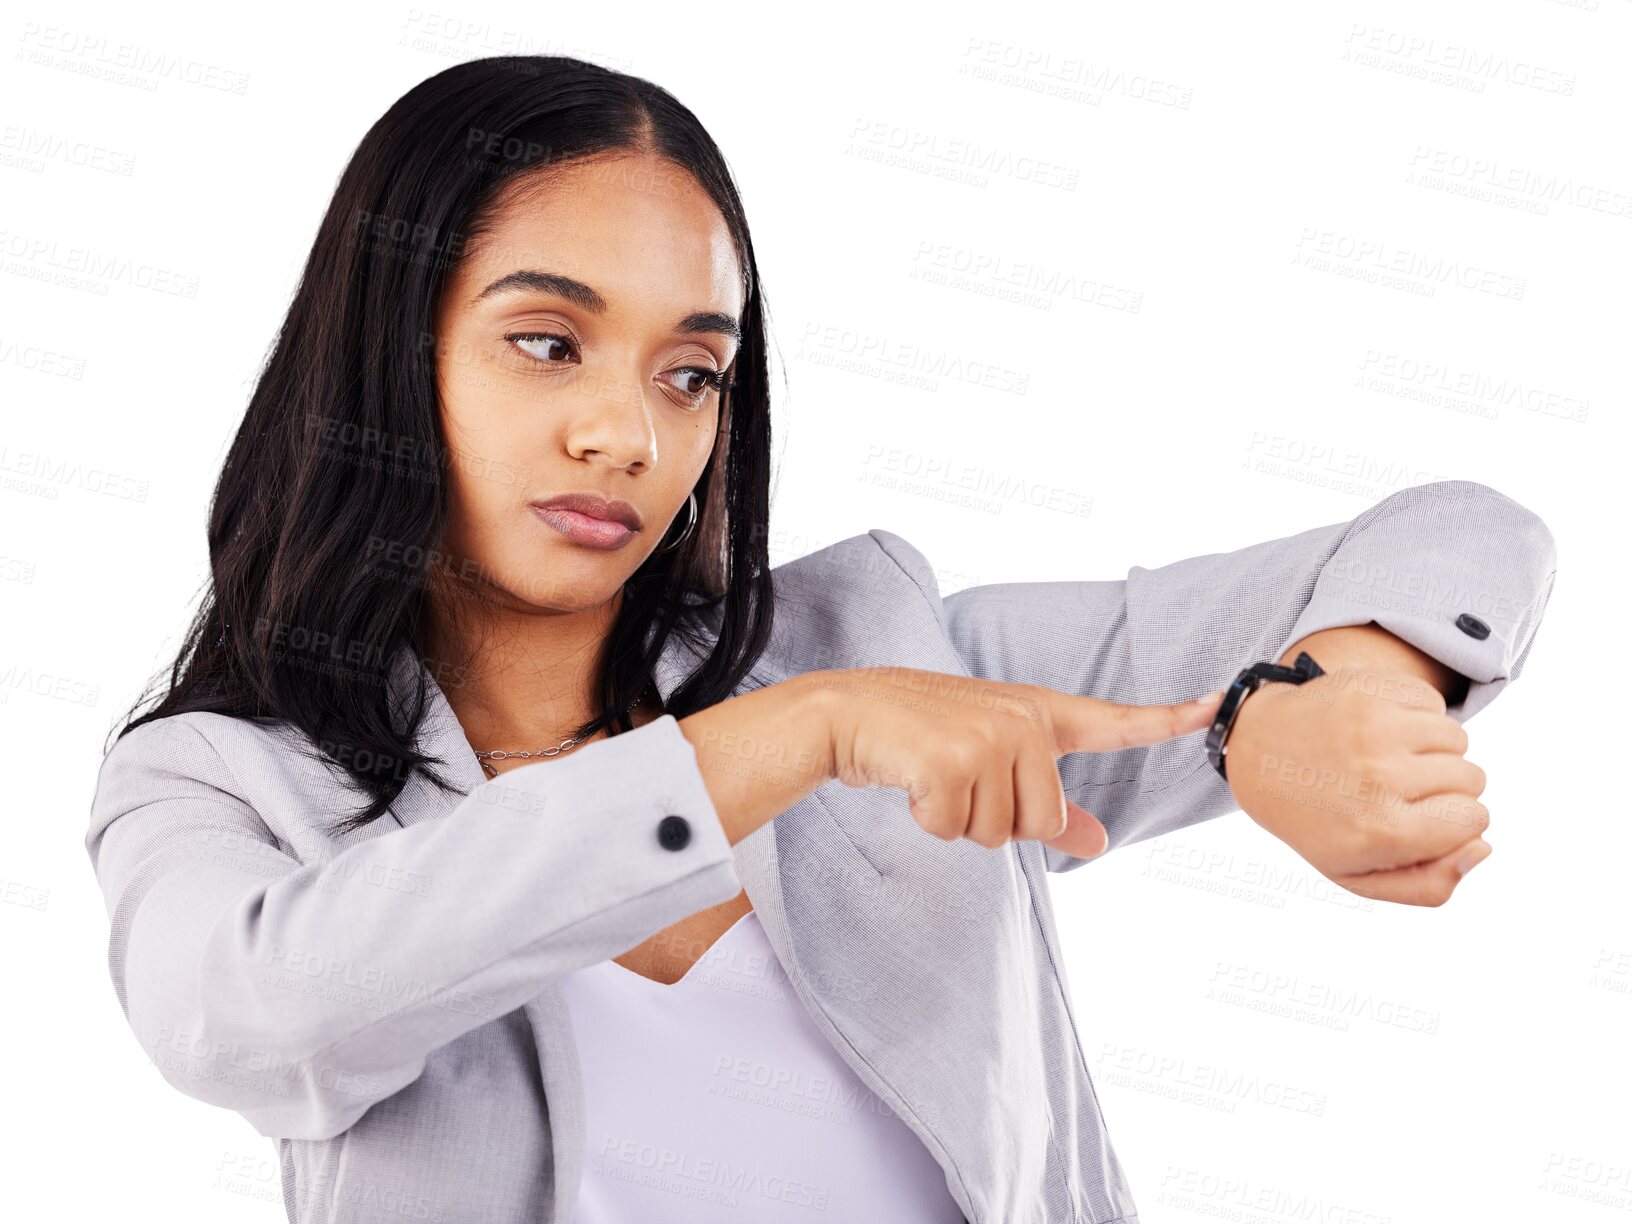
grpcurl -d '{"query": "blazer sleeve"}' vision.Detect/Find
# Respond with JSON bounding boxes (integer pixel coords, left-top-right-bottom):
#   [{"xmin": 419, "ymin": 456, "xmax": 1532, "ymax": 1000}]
[
  {"xmin": 84, "ymin": 712, "xmax": 742, "ymax": 1140},
  {"xmin": 869, "ymin": 479, "xmax": 1558, "ymax": 871}
]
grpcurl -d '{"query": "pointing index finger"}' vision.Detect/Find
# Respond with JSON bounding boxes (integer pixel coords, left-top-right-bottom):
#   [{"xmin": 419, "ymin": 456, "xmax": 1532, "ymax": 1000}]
[{"xmin": 1050, "ymin": 688, "xmax": 1225, "ymax": 756}]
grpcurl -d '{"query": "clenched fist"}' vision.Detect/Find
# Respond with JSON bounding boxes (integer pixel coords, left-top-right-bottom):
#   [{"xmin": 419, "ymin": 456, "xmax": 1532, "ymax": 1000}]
[{"xmin": 1222, "ymin": 662, "xmax": 1492, "ymax": 906}]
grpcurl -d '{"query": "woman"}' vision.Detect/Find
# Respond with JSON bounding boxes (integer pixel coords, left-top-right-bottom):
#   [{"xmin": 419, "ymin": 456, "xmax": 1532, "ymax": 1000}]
[{"xmin": 86, "ymin": 55, "xmax": 1556, "ymax": 1224}]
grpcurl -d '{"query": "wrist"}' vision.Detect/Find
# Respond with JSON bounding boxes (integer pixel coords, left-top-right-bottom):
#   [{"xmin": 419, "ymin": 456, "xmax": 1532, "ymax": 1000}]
[
  {"xmin": 1225, "ymin": 681, "xmax": 1296, "ymax": 781},
  {"xmin": 1208, "ymin": 651, "xmax": 1326, "ymax": 785},
  {"xmin": 795, "ymin": 668, "xmax": 845, "ymax": 785}
]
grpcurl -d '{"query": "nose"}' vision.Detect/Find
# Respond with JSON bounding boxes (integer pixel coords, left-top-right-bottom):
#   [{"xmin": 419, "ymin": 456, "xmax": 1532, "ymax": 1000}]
[{"xmin": 564, "ymin": 367, "xmax": 658, "ymax": 472}]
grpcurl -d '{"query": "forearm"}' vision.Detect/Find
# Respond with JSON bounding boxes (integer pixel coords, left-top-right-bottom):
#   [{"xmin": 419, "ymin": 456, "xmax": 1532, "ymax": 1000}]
[
  {"xmin": 89, "ymin": 716, "xmax": 747, "ymax": 1139},
  {"xmin": 1277, "ymin": 621, "xmax": 1471, "ymax": 708},
  {"xmin": 676, "ymin": 670, "xmax": 838, "ymax": 846}
]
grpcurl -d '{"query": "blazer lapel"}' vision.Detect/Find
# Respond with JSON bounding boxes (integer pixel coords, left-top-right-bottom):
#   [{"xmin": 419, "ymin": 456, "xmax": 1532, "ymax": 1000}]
[{"xmin": 380, "ymin": 644, "xmax": 488, "ymax": 829}]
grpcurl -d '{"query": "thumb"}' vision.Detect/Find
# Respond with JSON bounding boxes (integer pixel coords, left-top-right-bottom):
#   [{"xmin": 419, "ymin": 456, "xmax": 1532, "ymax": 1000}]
[
  {"xmin": 1049, "ymin": 688, "xmax": 1226, "ymax": 756},
  {"xmin": 1043, "ymin": 798, "xmax": 1109, "ymax": 860}
]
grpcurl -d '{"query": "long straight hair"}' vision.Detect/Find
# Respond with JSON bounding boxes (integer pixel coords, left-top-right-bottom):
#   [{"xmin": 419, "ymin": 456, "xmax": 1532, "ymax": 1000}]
[{"xmin": 115, "ymin": 56, "xmax": 778, "ymax": 836}]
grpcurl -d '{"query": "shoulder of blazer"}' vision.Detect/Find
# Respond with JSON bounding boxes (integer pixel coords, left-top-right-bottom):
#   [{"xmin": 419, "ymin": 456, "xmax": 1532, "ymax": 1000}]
[
  {"xmin": 765, "ymin": 529, "xmax": 942, "ymax": 612},
  {"xmin": 760, "ymin": 529, "xmax": 940, "ymax": 624},
  {"xmin": 91, "ymin": 707, "xmax": 395, "ymax": 868},
  {"xmin": 104, "ymin": 708, "xmax": 313, "ymax": 780},
  {"xmin": 865, "ymin": 528, "xmax": 947, "ymax": 621},
  {"xmin": 89, "ymin": 713, "xmax": 265, "ymax": 861},
  {"xmin": 743, "ymin": 530, "xmax": 956, "ymax": 682},
  {"xmin": 93, "ymin": 708, "xmax": 343, "ymax": 838}
]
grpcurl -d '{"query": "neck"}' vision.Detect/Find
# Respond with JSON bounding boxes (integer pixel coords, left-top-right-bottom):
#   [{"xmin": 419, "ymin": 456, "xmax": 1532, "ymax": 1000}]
[{"xmin": 419, "ymin": 577, "xmax": 642, "ymax": 754}]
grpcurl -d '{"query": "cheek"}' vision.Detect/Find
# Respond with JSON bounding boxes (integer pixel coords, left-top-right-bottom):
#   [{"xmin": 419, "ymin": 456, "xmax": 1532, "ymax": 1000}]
[
  {"xmin": 673, "ymin": 410, "xmax": 720, "ymax": 470},
  {"xmin": 443, "ymin": 461, "xmax": 537, "ymax": 576},
  {"xmin": 438, "ymin": 348, "xmax": 528, "ymax": 476},
  {"xmin": 438, "ymin": 362, "xmax": 503, "ymax": 448},
  {"xmin": 437, "ymin": 331, "xmax": 535, "ymax": 439},
  {"xmin": 436, "ymin": 401, "xmax": 518, "ymax": 553}
]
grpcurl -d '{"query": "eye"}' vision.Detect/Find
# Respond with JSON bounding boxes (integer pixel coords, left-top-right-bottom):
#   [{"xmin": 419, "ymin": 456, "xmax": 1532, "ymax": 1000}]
[
  {"xmin": 660, "ymin": 365, "xmax": 731, "ymax": 408},
  {"xmin": 505, "ymin": 331, "xmax": 578, "ymax": 365}
]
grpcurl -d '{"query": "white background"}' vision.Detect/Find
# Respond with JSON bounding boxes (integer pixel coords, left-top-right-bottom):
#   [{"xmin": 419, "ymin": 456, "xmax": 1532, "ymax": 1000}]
[{"xmin": 2, "ymin": 0, "xmax": 1625, "ymax": 1220}]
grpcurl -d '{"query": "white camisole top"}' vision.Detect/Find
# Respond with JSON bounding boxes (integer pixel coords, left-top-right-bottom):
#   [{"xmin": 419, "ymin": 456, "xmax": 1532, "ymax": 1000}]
[{"xmin": 558, "ymin": 908, "xmax": 966, "ymax": 1223}]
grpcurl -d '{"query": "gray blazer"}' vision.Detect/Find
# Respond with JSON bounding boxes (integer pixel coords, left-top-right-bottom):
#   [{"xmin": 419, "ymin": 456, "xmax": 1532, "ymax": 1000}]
[{"xmin": 85, "ymin": 479, "xmax": 1556, "ymax": 1224}]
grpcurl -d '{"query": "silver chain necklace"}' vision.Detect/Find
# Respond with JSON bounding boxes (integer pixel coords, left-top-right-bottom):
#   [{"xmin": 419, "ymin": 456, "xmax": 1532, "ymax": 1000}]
[
  {"xmin": 473, "ymin": 736, "xmax": 586, "ymax": 779},
  {"xmin": 472, "ymin": 688, "xmax": 655, "ymax": 780}
]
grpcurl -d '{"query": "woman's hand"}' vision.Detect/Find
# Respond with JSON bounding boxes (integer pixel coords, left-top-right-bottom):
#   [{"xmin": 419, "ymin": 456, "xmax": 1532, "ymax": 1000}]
[
  {"xmin": 815, "ymin": 667, "xmax": 1222, "ymax": 860},
  {"xmin": 1223, "ymin": 663, "xmax": 1491, "ymax": 905}
]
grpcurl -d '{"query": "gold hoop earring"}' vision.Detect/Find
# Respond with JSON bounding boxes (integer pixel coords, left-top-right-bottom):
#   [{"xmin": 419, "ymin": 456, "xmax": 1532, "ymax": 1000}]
[{"xmin": 655, "ymin": 490, "xmax": 698, "ymax": 554}]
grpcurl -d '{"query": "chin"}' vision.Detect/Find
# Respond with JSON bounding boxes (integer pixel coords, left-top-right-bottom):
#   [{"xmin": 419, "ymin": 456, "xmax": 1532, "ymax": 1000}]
[{"xmin": 504, "ymin": 556, "xmax": 633, "ymax": 612}]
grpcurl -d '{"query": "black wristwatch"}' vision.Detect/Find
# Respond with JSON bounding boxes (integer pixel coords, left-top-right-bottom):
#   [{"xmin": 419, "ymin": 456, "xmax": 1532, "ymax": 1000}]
[{"xmin": 1205, "ymin": 651, "xmax": 1326, "ymax": 781}]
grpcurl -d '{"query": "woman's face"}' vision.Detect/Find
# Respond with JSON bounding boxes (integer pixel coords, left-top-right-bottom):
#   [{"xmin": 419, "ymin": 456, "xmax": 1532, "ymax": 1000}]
[{"xmin": 432, "ymin": 152, "xmax": 743, "ymax": 615}]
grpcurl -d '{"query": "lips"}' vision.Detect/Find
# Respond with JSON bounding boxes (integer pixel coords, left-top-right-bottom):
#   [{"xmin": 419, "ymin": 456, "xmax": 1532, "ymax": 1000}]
[{"xmin": 529, "ymin": 492, "xmax": 643, "ymax": 530}]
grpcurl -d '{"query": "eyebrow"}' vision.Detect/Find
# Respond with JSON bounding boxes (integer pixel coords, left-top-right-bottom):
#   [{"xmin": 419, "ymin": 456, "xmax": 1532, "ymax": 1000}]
[{"xmin": 470, "ymin": 269, "xmax": 742, "ymax": 346}]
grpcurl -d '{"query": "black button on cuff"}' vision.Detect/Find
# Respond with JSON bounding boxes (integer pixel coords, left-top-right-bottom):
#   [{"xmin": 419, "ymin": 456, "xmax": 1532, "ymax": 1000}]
[
  {"xmin": 1455, "ymin": 612, "xmax": 1491, "ymax": 640},
  {"xmin": 656, "ymin": 813, "xmax": 692, "ymax": 851}
]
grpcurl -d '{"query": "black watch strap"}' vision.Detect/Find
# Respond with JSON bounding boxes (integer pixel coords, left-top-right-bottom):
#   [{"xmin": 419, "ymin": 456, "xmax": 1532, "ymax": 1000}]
[{"xmin": 1205, "ymin": 651, "xmax": 1326, "ymax": 781}]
